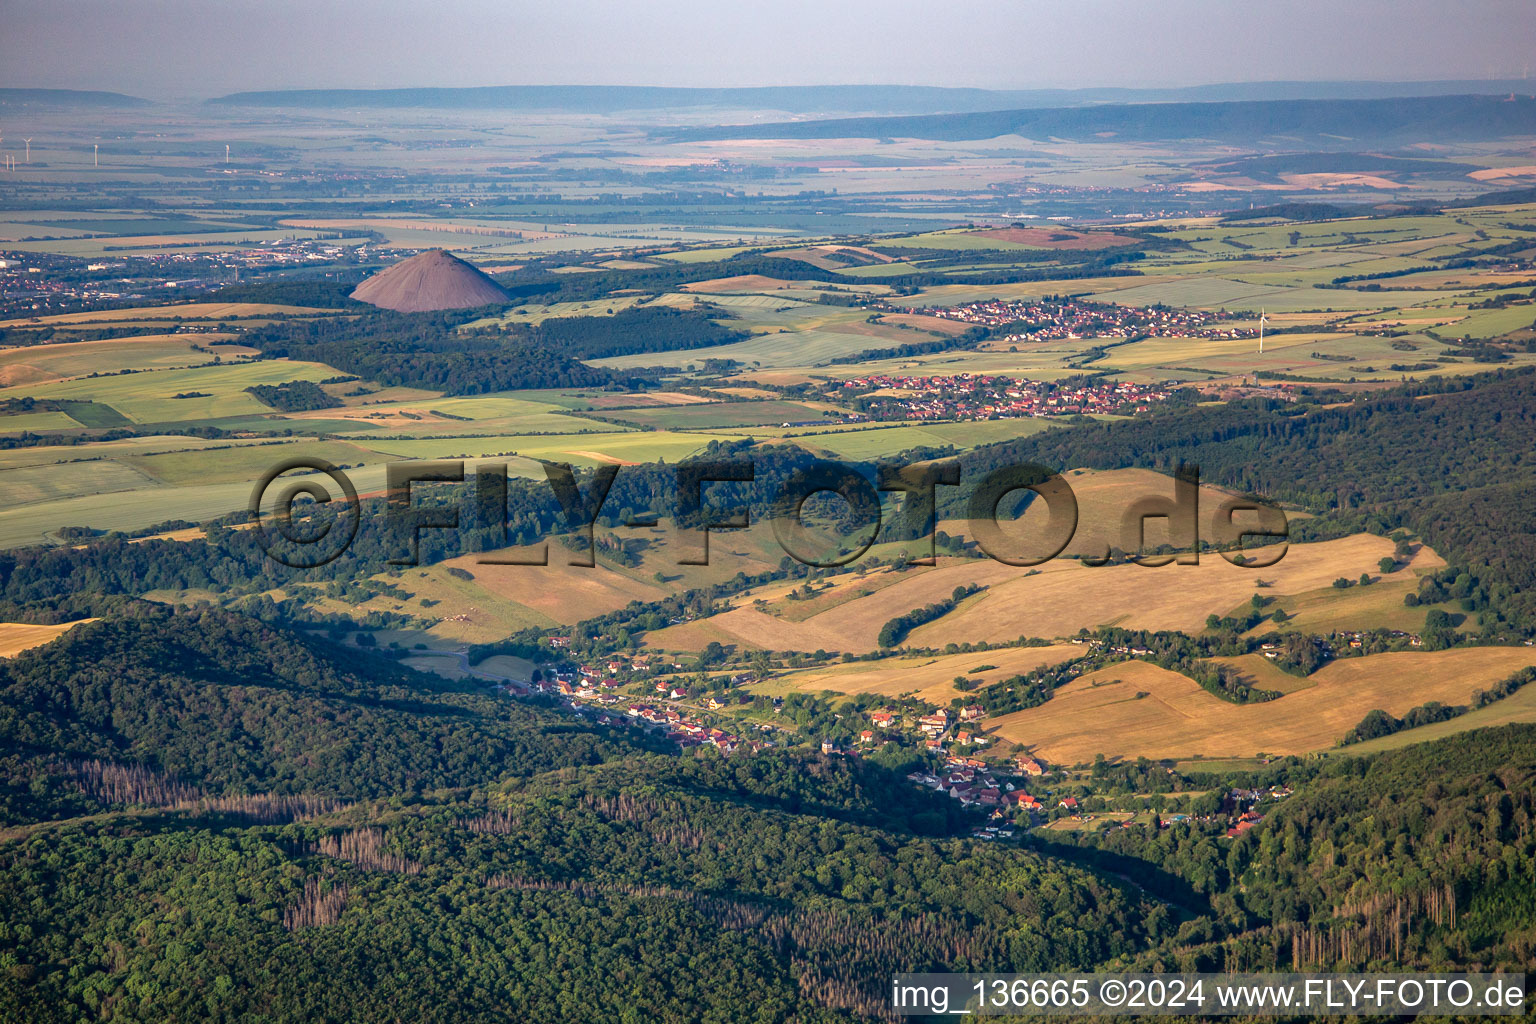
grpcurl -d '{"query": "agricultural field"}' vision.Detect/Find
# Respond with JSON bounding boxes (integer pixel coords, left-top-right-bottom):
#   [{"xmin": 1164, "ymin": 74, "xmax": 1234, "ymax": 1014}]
[
  {"xmin": 589, "ymin": 293, "xmax": 946, "ymax": 369},
  {"xmin": 986, "ymin": 646, "xmax": 1536, "ymax": 763},
  {"xmin": 906, "ymin": 533, "xmax": 1420, "ymax": 646},
  {"xmin": 0, "ymin": 359, "xmax": 345, "ymax": 424},
  {"xmin": 122, "ymin": 439, "xmax": 386, "ymax": 486},
  {"xmin": 283, "ymin": 393, "xmax": 610, "ymax": 437},
  {"xmin": 357, "ymin": 429, "xmax": 740, "ymax": 466},
  {"xmin": 0, "ymin": 619, "xmax": 93, "ymax": 657},
  {"xmin": 1339, "ymin": 681, "xmax": 1536, "ymax": 755},
  {"xmin": 1203, "ymin": 653, "xmax": 1320, "ymax": 695},
  {"xmin": 632, "ymin": 463, "xmax": 1429, "ymax": 655},
  {"xmin": 0, "ymin": 462, "xmax": 395, "ymax": 549},
  {"xmin": 643, "ymin": 530, "xmax": 1415, "ymax": 656},
  {"xmin": 585, "ymin": 398, "xmax": 849, "ymax": 430},
  {"xmin": 734, "ymin": 347, "xmax": 1106, "ymax": 387},
  {"xmin": 323, "ymin": 517, "xmax": 807, "ymax": 643},
  {"xmin": 1252, "ymin": 574, "xmax": 1450, "ymax": 635},
  {"xmin": 746, "ymin": 643, "xmax": 1081, "ymax": 705},
  {"xmin": 782, "ymin": 418, "xmax": 1060, "ymax": 460},
  {"xmin": 0, "ymin": 333, "xmax": 251, "ymax": 387}
]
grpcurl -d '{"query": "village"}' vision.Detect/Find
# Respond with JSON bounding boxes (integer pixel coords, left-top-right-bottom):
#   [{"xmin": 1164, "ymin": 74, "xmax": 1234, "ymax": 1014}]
[
  {"xmin": 901, "ymin": 296, "xmax": 1258, "ymax": 341},
  {"xmin": 831, "ymin": 372, "xmax": 1172, "ymax": 420},
  {"xmin": 491, "ymin": 639, "xmax": 1286, "ymax": 844}
]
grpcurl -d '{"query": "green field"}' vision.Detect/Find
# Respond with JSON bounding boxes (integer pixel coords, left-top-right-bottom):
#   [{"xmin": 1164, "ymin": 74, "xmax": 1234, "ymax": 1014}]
[
  {"xmin": 0, "ymin": 360, "xmax": 345, "ymax": 425},
  {"xmin": 791, "ymin": 418, "xmax": 1060, "ymax": 459},
  {"xmin": 123, "ymin": 439, "xmax": 388, "ymax": 486},
  {"xmin": 309, "ymin": 393, "xmax": 614, "ymax": 438},
  {"xmin": 590, "ymin": 293, "xmax": 936, "ymax": 369},
  {"xmin": 0, "ymin": 334, "xmax": 235, "ymax": 387}
]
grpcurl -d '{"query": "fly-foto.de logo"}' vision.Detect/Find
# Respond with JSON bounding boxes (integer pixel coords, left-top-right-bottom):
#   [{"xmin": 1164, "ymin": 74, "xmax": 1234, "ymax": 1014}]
[{"xmin": 248, "ymin": 457, "xmax": 1287, "ymax": 570}]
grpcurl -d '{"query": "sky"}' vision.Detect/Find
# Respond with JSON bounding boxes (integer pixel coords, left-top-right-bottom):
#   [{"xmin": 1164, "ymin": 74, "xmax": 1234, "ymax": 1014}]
[{"xmin": 3, "ymin": 0, "xmax": 1534, "ymax": 99}]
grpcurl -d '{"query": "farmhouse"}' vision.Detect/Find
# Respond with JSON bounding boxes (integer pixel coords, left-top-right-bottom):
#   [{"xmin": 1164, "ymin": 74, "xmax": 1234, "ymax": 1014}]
[{"xmin": 1014, "ymin": 756, "xmax": 1045, "ymax": 776}]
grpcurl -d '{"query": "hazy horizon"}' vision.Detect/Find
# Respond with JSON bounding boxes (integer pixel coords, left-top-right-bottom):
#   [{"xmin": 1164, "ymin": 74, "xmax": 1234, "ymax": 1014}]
[{"xmin": 4, "ymin": 0, "xmax": 1533, "ymax": 101}]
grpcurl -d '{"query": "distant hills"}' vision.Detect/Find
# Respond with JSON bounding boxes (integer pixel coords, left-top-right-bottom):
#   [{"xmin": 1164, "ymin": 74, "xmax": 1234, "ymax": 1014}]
[
  {"xmin": 0, "ymin": 88, "xmax": 148, "ymax": 108},
  {"xmin": 205, "ymin": 80, "xmax": 1536, "ymax": 114},
  {"xmin": 661, "ymin": 94, "xmax": 1536, "ymax": 146}
]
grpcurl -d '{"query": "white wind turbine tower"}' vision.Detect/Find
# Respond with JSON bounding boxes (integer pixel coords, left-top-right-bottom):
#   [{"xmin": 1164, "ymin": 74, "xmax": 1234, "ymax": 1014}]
[
  {"xmin": 225, "ymin": 144, "xmax": 230, "ymax": 164},
  {"xmin": 23, "ymin": 139, "xmax": 31, "ymax": 164},
  {"xmin": 1258, "ymin": 308, "xmax": 1267, "ymax": 354}
]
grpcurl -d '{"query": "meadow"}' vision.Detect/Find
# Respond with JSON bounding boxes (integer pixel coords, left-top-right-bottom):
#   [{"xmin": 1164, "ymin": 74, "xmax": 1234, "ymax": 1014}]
[
  {"xmin": 586, "ymin": 399, "xmax": 846, "ymax": 430},
  {"xmin": 0, "ymin": 359, "xmax": 346, "ymax": 424},
  {"xmin": 0, "ymin": 333, "xmax": 249, "ymax": 387},
  {"xmin": 357, "ymin": 429, "xmax": 740, "ymax": 466},
  {"xmin": 985, "ymin": 646, "xmax": 1536, "ymax": 763},
  {"xmin": 640, "ymin": 526, "xmax": 1416, "ymax": 655},
  {"xmin": 746, "ymin": 643, "xmax": 1081, "ymax": 705},
  {"xmin": 1339, "ymin": 682, "xmax": 1536, "ymax": 755},
  {"xmin": 783, "ymin": 418, "xmax": 1059, "ymax": 460}
]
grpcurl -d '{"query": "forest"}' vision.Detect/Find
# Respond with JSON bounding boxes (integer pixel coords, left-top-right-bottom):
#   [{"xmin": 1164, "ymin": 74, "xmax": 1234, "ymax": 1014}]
[
  {"xmin": 3, "ymin": 600, "xmax": 1533, "ymax": 1021},
  {"xmin": 241, "ymin": 312, "xmax": 621, "ymax": 393}
]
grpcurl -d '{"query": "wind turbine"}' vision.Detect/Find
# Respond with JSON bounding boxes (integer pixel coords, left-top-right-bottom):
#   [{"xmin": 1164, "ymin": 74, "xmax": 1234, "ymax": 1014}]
[
  {"xmin": 1258, "ymin": 308, "xmax": 1267, "ymax": 354},
  {"xmin": 23, "ymin": 139, "xmax": 31, "ymax": 164},
  {"xmin": 93, "ymin": 144, "xmax": 98, "ymax": 167},
  {"xmin": 225, "ymin": 144, "xmax": 230, "ymax": 164}
]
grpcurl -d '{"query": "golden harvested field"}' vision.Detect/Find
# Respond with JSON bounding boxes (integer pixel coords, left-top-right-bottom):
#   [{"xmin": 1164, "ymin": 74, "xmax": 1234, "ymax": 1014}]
[
  {"xmin": 1341, "ymin": 682, "xmax": 1536, "ymax": 755},
  {"xmin": 446, "ymin": 553, "xmax": 668, "ymax": 626},
  {"xmin": 759, "ymin": 567, "xmax": 913, "ymax": 622},
  {"xmin": 707, "ymin": 386, "xmax": 780, "ymax": 399},
  {"xmin": 0, "ymin": 619, "xmax": 92, "ymax": 657},
  {"xmin": 986, "ymin": 647, "xmax": 1536, "ymax": 763},
  {"xmin": 752, "ymin": 644, "xmax": 1080, "ymax": 704},
  {"xmin": 910, "ymin": 532, "xmax": 1421, "ymax": 646},
  {"xmin": 1030, "ymin": 467, "xmax": 1255, "ymax": 558},
  {"xmin": 645, "ymin": 526, "xmax": 1417, "ymax": 654}
]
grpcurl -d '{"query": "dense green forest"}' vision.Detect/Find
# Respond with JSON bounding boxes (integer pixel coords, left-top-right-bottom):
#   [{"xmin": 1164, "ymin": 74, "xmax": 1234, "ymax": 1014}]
[
  {"xmin": 236, "ymin": 303, "xmax": 748, "ymax": 391},
  {"xmin": 526, "ymin": 304, "xmax": 747, "ymax": 360},
  {"xmin": 243, "ymin": 379, "xmax": 342, "ymax": 412},
  {"xmin": 2, "ymin": 604, "xmax": 1533, "ymax": 1021},
  {"xmin": 0, "ymin": 606, "xmax": 664, "ymax": 824},
  {"xmin": 1052, "ymin": 726, "xmax": 1536, "ymax": 973},
  {"xmin": 241, "ymin": 312, "xmax": 620, "ymax": 393}
]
